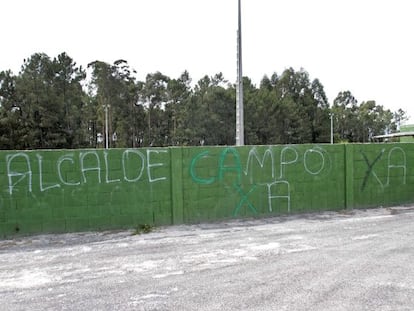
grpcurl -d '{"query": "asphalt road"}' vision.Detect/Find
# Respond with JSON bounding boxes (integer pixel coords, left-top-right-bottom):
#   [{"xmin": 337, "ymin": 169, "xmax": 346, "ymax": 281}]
[{"xmin": 1, "ymin": 206, "xmax": 414, "ymax": 311}]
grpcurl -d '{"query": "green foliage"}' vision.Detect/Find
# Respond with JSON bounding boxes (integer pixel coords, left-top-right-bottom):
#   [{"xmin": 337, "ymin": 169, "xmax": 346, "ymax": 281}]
[
  {"xmin": 87, "ymin": 59, "xmax": 144, "ymax": 148},
  {"xmin": 132, "ymin": 224, "xmax": 154, "ymax": 235},
  {"xmin": 332, "ymin": 91, "xmax": 396, "ymax": 143},
  {"xmin": 0, "ymin": 53, "xmax": 86, "ymax": 149},
  {"xmin": 0, "ymin": 53, "xmax": 405, "ymax": 149}
]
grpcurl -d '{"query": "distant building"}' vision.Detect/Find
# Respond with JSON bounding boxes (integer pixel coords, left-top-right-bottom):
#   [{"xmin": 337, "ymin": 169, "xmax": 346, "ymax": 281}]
[
  {"xmin": 372, "ymin": 124, "xmax": 414, "ymax": 142},
  {"xmin": 400, "ymin": 124, "xmax": 414, "ymax": 143}
]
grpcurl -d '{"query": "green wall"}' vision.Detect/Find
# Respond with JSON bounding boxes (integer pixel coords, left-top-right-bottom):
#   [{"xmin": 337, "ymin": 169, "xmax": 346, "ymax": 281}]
[
  {"xmin": 0, "ymin": 148, "xmax": 172, "ymax": 237},
  {"xmin": 350, "ymin": 144, "xmax": 414, "ymax": 208},
  {"xmin": 183, "ymin": 145, "xmax": 345, "ymax": 222},
  {"xmin": 1, "ymin": 143, "xmax": 413, "ymax": 237}
]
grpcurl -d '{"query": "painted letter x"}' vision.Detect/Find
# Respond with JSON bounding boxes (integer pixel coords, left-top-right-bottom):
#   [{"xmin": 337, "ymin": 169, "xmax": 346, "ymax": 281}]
[
  {"xmin": 233, "ymin": 184, "xmax": 258, "ymax": 216},
  {"xmin": 360, "ymin": 150, "xmax": 385, "ymax": 191}
]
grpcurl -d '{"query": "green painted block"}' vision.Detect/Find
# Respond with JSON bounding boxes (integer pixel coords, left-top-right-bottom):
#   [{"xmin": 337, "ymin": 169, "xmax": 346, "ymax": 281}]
[
  {"xmin": 100, "ymin": 204, "xmax": 120, "ymax": 217},
  {"xmin": 15, "ymin": 221, "xmax": 43, "ymax": 235},
  {"xmin": 65, "ymin": 218, "xmax": 90, "ymax": 232},
  {"xmin": 150, "ymin": 189, "xmax": 171, "ymax": 202},
  {"xmin": 52, "ymin": 207, "xmax": 65, "ymax": 219},
  {"xmin": 133, "ymin": 214, "xmax": 154, "ymax": 226},
  {"xmin": 111, "ymin": 215, "xmax": 135, "ymax": 228},
  {"xmin": 88, "ymin": 206, "xmax": 102, "ymax": 218},
  {"xmin": 43, "ymin": 219, "xmax": 67, "ymax": 233},
  {"xmin": 18, "ymin": 208, "xmax": 51, "ymax": 222},
  {"xmin": 153, "ymin": 201, "xmax": 172, "ymax": 225},
  {"xmin": 65, "ymin": 206, "xmax": 89, "ymax": 219},
  {"xmin": 89, "ymin": 216, "xmax": 113, "ymax": 230},
  {"xmin": 63, "ymin": 171, "xmax": 82, "ymax": 185},
  {"xmin": 63, "ymin": 191, "xmax": 87, "ymax": 207},
  {"xmin": 0, "ymin": 222, "xmax": 19, "ymax": 237},
  {"xmin": 119, "ymin": 205, "xmax": 136, "ymax": 216}
]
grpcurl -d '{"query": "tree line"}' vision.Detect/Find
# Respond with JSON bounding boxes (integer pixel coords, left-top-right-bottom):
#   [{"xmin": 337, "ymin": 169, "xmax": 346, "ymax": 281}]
[{"xmin": 0, "ymin": 52, "xmax": 407, "ymax": 150}]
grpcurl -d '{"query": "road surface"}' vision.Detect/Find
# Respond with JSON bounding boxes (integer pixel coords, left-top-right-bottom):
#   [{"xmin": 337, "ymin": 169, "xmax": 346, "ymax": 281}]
[{"xmin": 1, "ymin": 206, "xmax": 414, "ymax": 310}]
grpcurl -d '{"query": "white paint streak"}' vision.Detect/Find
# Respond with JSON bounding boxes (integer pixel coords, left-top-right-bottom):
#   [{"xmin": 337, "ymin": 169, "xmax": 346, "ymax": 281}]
[
  {"xmin": 6, "ymin": 152, "xmax": 32, "ymax": 194},
  {"xmin": 146, "ymin": 149, "xmax": 168, "ymax": 183},
  {"xmin": 351, "ymin": 234, "xmax": 379, "ymax": 241},
  {"xmin": 250, "ymin": 242, "xmax": 281, "ymax": 251},
  {"xmin": 0, "ymin": 270, "xmax": 52, "ymax": 289},
  {"xmin": 283, "ymin": 245, "xmax": 317, "ymax": 254},
  {"xmin": 303, "ymin": 147, "xmax": 325, "ymax": 175},
  {"xmin": 339, "ymin": 215, "xmax": 394, "ymax": 223},
  {"xmin": 153, "ymin": 271, "xmax": 184, "ymax": 279}
]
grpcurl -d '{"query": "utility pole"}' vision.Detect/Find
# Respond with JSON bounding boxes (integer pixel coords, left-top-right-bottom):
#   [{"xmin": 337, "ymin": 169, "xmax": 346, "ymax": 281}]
[
  {"xmin": 330, "ymin": 112, "xmax": 334, "ymax": 144},
  {"xmin": 105, "ymin": 104, "xmax": 109, "ymax": 149},
  {"xmin": 235, "ymin": 0, "xmax": 244, "ymax": 146}
]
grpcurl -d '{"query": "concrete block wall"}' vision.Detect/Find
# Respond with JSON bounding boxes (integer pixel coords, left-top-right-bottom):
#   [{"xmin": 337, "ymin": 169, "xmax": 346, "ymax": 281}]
[
  {"xmin": 1, "ymin": 143, "xmax": 413, "ymax": 237},
  {"xmin": 0, "ymin": 148, "xmax": 172, "ymax": 237},
  {"xmin": 349, "ymin": 144, "xmax": 414, "ymax": 208},
  {"xmin": 182, "ymin": 144, "xmax": 346, "ymax": 223}
]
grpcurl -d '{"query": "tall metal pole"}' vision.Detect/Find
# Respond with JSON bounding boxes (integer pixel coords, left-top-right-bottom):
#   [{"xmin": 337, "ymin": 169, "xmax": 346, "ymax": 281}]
[
  {"xmin": 330, "ymin": 113, "xmax": 334, "ymax": 144},
  {"xmin": 105, "ymin": 104, "xmax": 109, "ymax": 149},
  {"xmin": 236, "ymin": 0, "xmax": 244, "ymax": 146}
]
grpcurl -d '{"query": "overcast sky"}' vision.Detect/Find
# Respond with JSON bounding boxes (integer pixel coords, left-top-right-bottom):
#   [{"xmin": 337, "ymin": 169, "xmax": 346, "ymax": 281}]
[{"xmin": 2, "ymin": 0, "xmax": 413, "ymax": 123}]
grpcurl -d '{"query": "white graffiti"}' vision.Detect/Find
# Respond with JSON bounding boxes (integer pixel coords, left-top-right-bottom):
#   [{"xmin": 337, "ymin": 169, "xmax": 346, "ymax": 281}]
[
  {"xmin": 303, "ymin": 147, "xmax": 325, "ymax": 175},
  {"xmin": 243, "ymin": 146, "xmax": 329, "ymax": 182},
  {"xmin": 104, "ymin": 151, "xmax": 121, "ymax": 184},
  {"xmin": 57, "ymin": 153, "xmax": 81, "ymax": 186},
  {"xmin": 267, "ymin": 180, "xmax": 291, "ymax": 212},
  {"xmin": 147, "ymin": 149, "xmax": 168, "ymax": 183},
  {"xmin": 122, "ymin": 150, "xmax": 145, "ymax": 182},
  {"xmin": 200, "ymin": 145, "xmax": 330, "ymax": 214},
  {"xmin": 6, "ymin": 153, "xmax": 32, "ymax": 195},
  {"xmin": 37, "ymin": 154, "xmax": 61, "ymax": 192},
  {"xmin": 4, "ymin": 149, "xmax": 169, "ymax": 196},
  {"xmin": 80, "ymin": 151, "xmax": 102, "ymax": 184},
  {"xmin": 279, "ymin": 147, "xmax": 299, "ymax": 179},
  {"xmin": 386, "ymin": 147, "xmax": 406, "ymax": 186},
  {"xmin": 244, "ymin": 147, "xmax": 274, "ymax": 183}
]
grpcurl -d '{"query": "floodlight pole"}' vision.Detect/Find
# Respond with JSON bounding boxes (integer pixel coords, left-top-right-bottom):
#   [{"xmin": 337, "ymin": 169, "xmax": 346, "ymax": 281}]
[
  {"xmin": 330, "ymin": 112, "xmax": 334, "ymax": 144},
  {"xmin": 235, "ymin": 0, "xmax": 244, "ymax": 146},
  {"xmin": 105, "ymin": 104, "xmax": 109, "ymax": 149}
]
